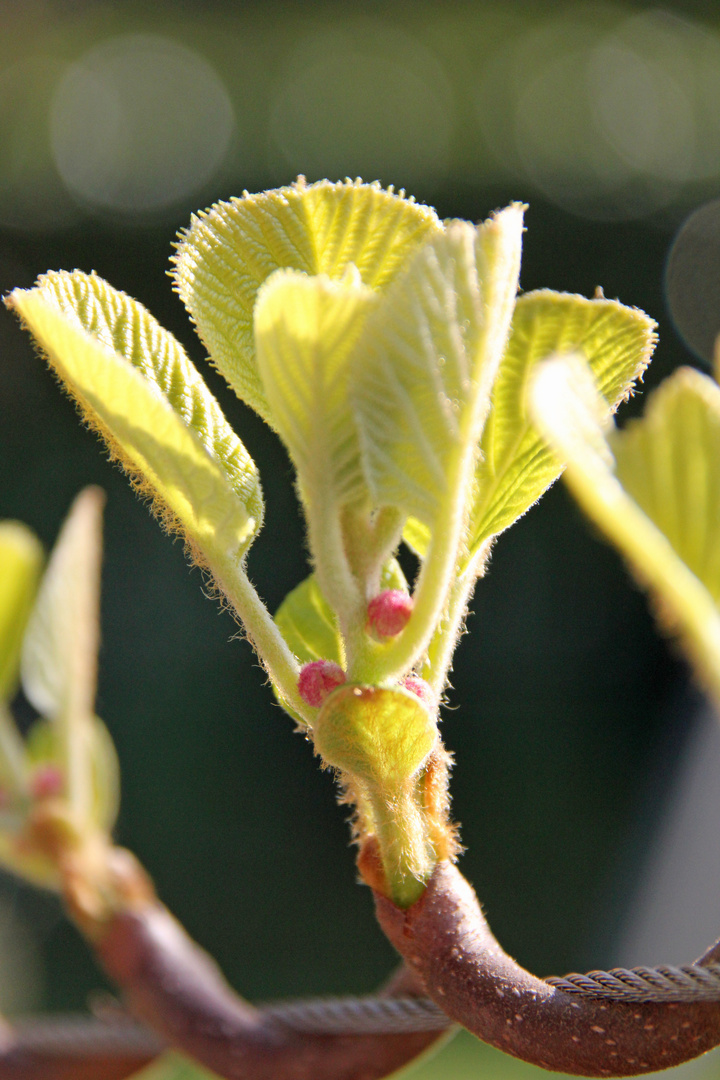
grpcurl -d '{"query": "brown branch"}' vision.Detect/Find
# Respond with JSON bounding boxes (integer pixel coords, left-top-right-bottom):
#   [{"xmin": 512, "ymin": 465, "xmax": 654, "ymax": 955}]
[
  {"xmin": 374, "ymin": 861, "xmax": 720, "ymax": 1077},
  {"xmin": 0, "ymin": 1019, "xmax": 159, "ymax": 1080},
  {"xmin": 93, "ymin": 901, "xmax": 446, "ymax": 1080}
]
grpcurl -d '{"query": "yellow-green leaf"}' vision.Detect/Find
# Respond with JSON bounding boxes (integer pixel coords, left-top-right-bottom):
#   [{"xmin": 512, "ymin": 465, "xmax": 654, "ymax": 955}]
[
  {"xmin": 21, "ymin": 488, "xmax": 102, "ymax": 724},
  {"xmin": 172, "ymin": 178, "xmax": 442, "ymax": 425},
  {"xmin": 255, "ymin": 267, "xmax": 377, "ymax": 512},
  {"xmin": 530, "ymin": 355, "xmax": 720, "ymax": 708},
  {"xmin": 613, "ymin": 368, "xmax": 720, "ymax": 605},
  {"xmin": 0, "ymin": 522, "xmax": 43, "ymax": 702},
  {"xmin": 469, "ymin": 290, "xmax": 656, "ymax": 556},
  {"xmin": 353, "ymin": 206, "xmax": 524, "ymax": 527},
  {"xmin": 21, "ymin": 488, "xmax": 104, "ymax": 826},
  {"xmin": 7, "ymin": 287, "xmax": 260, "ymax": 565}
]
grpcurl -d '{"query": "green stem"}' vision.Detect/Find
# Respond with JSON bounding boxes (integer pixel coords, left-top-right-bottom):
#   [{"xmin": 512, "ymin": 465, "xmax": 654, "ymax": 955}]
[
  {"xmin": 308, "ymin": 504, "xmax": 363, "ymax": 639},
  {"xmin": 421, "ymin": 540, "xmax": 493, "ymax": 694},
  {"xmin": 365, "ymin": 441, "xmax": 475, "ymax": 685},
  {"xmin": 213, "ymin": 557, "xmax": 314, "ymax": 725},
  {"xmin": 369, "ymin": 787, "xmax": 434, "ymax": 908}
]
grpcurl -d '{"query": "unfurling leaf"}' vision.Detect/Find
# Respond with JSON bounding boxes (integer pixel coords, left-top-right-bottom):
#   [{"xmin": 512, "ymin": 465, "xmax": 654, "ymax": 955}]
[
  {"xmin": 0, "ymin": 522, "xmax": 43, "ymax": 702},
  {"xmin": 21, "ymin": 487, "xmax": 104, "ymax": 826},
  {"xmin": 275, "ymin": 574, "xmax": 344, "ymax": 668},
  {"xmin": 354, "ymin": 207, "xmax": 524, "ymax": 529},
  {"xmin": 173, "ymin": 178, "xmax": 443, "ymax": 425},
  {"xmin": 21, "ymin": 487, "xmax": 103, "ymax": 724},
  {"xmin": 255, "ymin": 268, "xmax": 377, "ymax": 512},
  {"xmin": 7, "ymin": 276, "xmax": 262, "ymax": 565},
  {"xmin": 469, "ymin": 290, "xmax": 656, "ymax": 556},
  {"xmin": 530, "ymin": 355, "xmax": 720, "ymax": 709}
]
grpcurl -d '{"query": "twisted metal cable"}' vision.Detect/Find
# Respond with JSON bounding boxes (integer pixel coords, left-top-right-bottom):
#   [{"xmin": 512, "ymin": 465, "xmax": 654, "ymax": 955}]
[
  {"xmin": 11, "ymin": 963, "xmax": 720, "ymax": 1052},
  {"xmin": 260, "ymin": 995, "xmax": 452, "ymax": 1034},
  {"xmin": 546, "ymin": 962, "xmax": 720, "ymax": 1003}
]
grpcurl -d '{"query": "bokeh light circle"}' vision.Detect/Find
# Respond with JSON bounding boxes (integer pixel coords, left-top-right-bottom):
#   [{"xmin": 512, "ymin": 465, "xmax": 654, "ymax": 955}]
[
  {"xmin": 50, "ymin": 34, "xmax": 234, "ymax": 215},
  {"xmin": 666, "ymin": 200, "xmax": 720, "ymax": 365}
]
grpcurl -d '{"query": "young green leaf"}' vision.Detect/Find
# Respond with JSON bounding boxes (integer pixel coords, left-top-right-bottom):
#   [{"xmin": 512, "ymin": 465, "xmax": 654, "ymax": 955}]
[
  {"xmin": 7, "ymin": 281, "xmax": 262, "ymax": 564},
  {"xmin": 530, "ymin": 355, "xmax": 720, "ymax": 708},
  {"xmin": 172, "ymin": 178, "xmax": 443, "ymax": 425},
  {"xmin": 21, "ymin": 488, "xmax": 104, "ymax": 824},
  {"xmin": 254, "ymin": 267, "xmax": 377, "ymax": 513},
  {"xmin": 275, "ymin": 573, "xmax": 344, "ymax": 668},
  {"xmin": 469, "ymin": 290, "xmax": 656, "ymax": 557},
  {"xmin": 0, "ymin": 522, "xmax": 43, "ymax": 702},
  {"xmin": 353, "ymin": 206, "xmax": 524, "ymax": 527},
  {"xmin": 21, "ymin": 488, "xmax": 102, "ymax": 726}
]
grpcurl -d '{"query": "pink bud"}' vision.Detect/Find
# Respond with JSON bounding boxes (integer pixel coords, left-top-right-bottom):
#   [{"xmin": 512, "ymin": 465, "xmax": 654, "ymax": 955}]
[
  {"xmin": 402, "ymin": 676, "xmax": 436, "ymax": 708},
  {"xmin": 298, "ymin": 660, "xmax": 346, "ymax": 708},
  {"xmin": 367, "ymin": 590, "xmax": 413, "ymax": 638},
  {"xmin": 30, "ymin": 765, "xmax": 64, "ymax": 800}
]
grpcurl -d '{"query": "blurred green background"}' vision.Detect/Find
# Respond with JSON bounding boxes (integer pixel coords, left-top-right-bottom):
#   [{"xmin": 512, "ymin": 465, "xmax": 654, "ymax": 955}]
[{"xmin": 2, "ymin": 1, "xmax": 720, "ymax": 1077}]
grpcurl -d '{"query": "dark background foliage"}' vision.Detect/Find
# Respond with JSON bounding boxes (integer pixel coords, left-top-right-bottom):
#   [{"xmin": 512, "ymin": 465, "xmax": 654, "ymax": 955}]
[{"xmin": 0, "ymin": 4, "xmax": 717, "ymax": 1061}]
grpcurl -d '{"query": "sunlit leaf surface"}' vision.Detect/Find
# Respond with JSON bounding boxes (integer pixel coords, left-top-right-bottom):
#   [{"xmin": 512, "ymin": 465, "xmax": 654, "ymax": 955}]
[
  {"xmin": 7, "ymin": 284, "xmax": 261, "ymax": 564},
  {"xmin": 255, "ymin": 267, "xmax": 377, "ymax": 512},
  {"xmin": 470, "ymin": 290, "xmax": 656, "ymax": 555},
  {"xmin": 173, "ymin": 178, "xmax": 442, "ymax": 424},
  {"xmin": 354, "ymin": 206, "xmax": 523, "ymax": 527}
]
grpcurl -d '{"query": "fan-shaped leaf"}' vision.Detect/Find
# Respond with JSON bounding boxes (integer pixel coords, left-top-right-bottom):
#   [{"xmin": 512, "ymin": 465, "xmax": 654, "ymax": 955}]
[
  {"xmin": 255, "ymin": 268, "xmax": 377, "ymax": 512},
  {"xmin": 7, "ymin": 285, "xmax": 261, "ymax": 565},
  {"xmin": 0, "ymin": 522, "xmax": 43, "ymax": 702},
  {"xmin": 469, "ymin": 290, "xmax": 656, "ymax": 556},
  {"xmin": 173, "ymin": 178, "xmax": 442, "ymax": 424},
  {"xmin": 353, "ymin": 206, "xmax": 524, "ymax": 527}
]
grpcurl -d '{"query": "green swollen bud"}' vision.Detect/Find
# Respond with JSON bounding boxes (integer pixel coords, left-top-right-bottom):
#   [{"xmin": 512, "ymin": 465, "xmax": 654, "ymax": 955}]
[{"xmin": 313, "ymin": 684, "xmax": 438, "ymax": 793}]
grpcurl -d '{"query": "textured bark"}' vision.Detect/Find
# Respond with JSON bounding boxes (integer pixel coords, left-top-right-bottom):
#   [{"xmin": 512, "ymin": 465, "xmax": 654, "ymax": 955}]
[
  {"xmin": 374, "ymin": 861, "xmax": 720, "ymax": 1077},
  {"xmin": 95, "ymin": 901, "xmax": 447, "ymax": 1080}
]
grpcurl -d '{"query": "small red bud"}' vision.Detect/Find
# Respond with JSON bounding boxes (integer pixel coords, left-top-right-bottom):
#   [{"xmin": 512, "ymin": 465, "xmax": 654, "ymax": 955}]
[
  {"xmin": 402, "ymin": 676, "xmax": 436, "ymax": 708},
  {"xmin": 298, "ymin": 660, "xmax": 346, "ymax": 708},
  {"xmin": 30, "ymin": 765, "xmax": 64, "ymax": 800},
  {"xmin": 367, "ymin": 590, "xmax": 413, "ymax": 638}
]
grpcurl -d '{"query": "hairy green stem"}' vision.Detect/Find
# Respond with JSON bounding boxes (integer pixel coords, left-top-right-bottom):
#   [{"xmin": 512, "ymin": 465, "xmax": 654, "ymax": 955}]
[
  {"xmin": 213, "ymin": 556, "xmax": 314, "ymax": 725},
  {"xmin": 368, "ymin": 788, "xmax": 434, "ymax": 908},
  {"xmin": 421, "ymin": 541, "xmax": 493, "ymax": 694}
]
